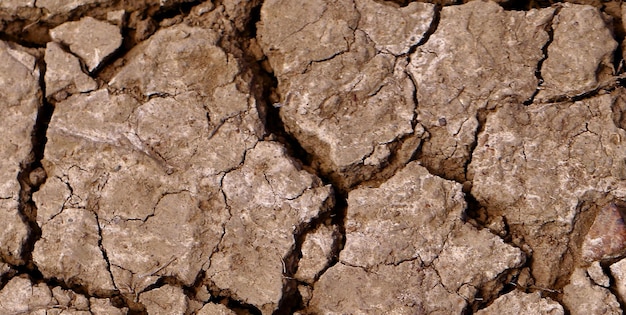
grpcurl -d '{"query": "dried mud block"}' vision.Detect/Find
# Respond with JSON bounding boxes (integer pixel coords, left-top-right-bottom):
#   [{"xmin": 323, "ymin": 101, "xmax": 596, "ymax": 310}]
[
  {"xmin": 35, "ymin": 95, "xmax": 230, "ymax": 298},
  {"xmin": 0, "ymin": 198, "xmax": 29, "ymax": 266},
  {"xmin": 139, "ymin": 285, "xmax": 188, "ymax": 315},
  {"xmin": 433, "ymin": 224, "xmax": 525, "ymax": 297},
  {"xmin": 475, "ymin": 290, "xmax": 563, "ymax": 315},
  {"xmin": 562, "ymin": 268, "xmax": 621, "ymax": 315},
  {"xmin": 610, "ymin": 258, "xmax": 626, "ymax": 302},
  {"xmin": 50, "ymin": 17, "xmax": 122, "ymax": 72},
  {"xmin": 0, "ymin": 41, "xmax": 40, "ymax": 265},
  {"xmin": 197, "ymin": 303, "xmax": 237, "ymax": 315},
  {"xmin": 36, "ymin": 0, "xmax": 112, "ymax": 15},
  {"xmin": 90, "ymin": 297, "xmax": 127, "ymax": 315},
  {"xmin": 109, "ymin": 24, "xmax": 234, "ymax": 99},
  {"xmin": 587, "ymin": 261, "xmax": 610, "ymax": 287},
  {"xmin": 0, "ymin": 277, "xmax": 53, "ymax": 314},
  {"xmin": 342, "ymin": 162, "xmax": 465, "ymax": 267},
  {"xmin": 44, "ymin": 42, "xmax": 97, "ymax": 97},
  {"xmin": 356, "ymin": 0, "xmax": 434, "ymax": 55},
  {"xmin": 537, "ymin": 4, "xmax": 617, "ymax": 101},
  {"xmin": 309, "ymin": 162, "xmax": 522, "ymax": 313},
  {"xmin": 33, "ymin": 208, "xmax": 116, "ymax": 295},
  {"xmin": 0, "ymin": 263, "xmax": 10, "ymax": 277},
  {"xmin": 50, "ymin": 286, "xmax": 90, "ymax": 311},
  {"xmin": 207, "ymin": 142, "xmax": 334, "ymax": 314},
  {"xmin": 35, "ymin": 23, "xmax": 265, "ymax": 302},
  {"xmin": 469, "ymin": 92, "xmax": 626, "ymax": 287},
  {"xmin": 104, "ymin": 190, "xmax": 226, "ymax": 292},
  {"xmin": 309, "ymin": 261, "xmax": 466, "ymax": 314},
  {"xmin": 408, "ymin": 1, "xmax": 554, "ymax": 180},
  {"xmin": 258, "ymin": 0, "xmax": 361, "ymax": 76},
  {"xmin": 0, "ymin": 0, "xmax": 33, "ymax": 12},
  {"xmin": 582, "ymin": 202, "xmax": 626, "ymax": 262},
  {"xmin": 258, "ymin": 0, "xmax": 433, "ymax": 189},
  {"xmin": 295, "ymin": 224, "xmax": 338, "ymax": 283}
]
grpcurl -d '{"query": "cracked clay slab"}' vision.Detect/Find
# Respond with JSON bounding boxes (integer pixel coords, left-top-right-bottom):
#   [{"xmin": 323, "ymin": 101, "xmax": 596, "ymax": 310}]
[
  {"xmin": 33, "ymin": 22, "xmax": 265, "ymax": 305},
  {"xmin": 469, "ymin": 91, "xmax": 626, "ymax": 286},
  {"xmin": 309, "ymin": 162, "xmax": 524, "ymax": 313},
  {"xmin": 207, "ymin": 141, "xmax": 334, "ymax": 314},
  {"xmin": 0, "ymin": 41, "xmax": 40, "ymax": 266},
  {"xmin": 257, "ymin": 0, "xmax": 432, "ymax": 189},
  {"xmin": 409, "ymin": 1, "xmax": 555, "ymax": 181}
]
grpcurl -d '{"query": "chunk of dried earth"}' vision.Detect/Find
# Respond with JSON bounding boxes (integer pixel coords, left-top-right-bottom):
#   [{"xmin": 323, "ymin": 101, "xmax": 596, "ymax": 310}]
[
  {"xmin": 409, "ymin": 1, "xmax": 554, "ymax": 181},
  {"xmin": 475, "ymin": 290, "xmax": 564, "ymax": 315},
  {"xmin": 562, "ymin": 268, "xmax": 622, "ymax": 315},
  {"xmin": 0, "ymin": 41, "xmax": 40, "ymax": 266},
  {"xmin": 309, "ymin": 162, "xmax": 524, "ymax": 313},
  {"xmin": 536, "ymin": 4, "xmax": 617, "ymax": 101},
  {"xmin": 469, "ymin": 92, "xmax": 626, "ymax": 287},
  {"xmin": 50, "ymin": 17, "xmax": 122, "ymax": 72},
  {"xmin": 258, "ymin": 0, "xmax": 432, "ymax": 189},
  {"xmin": 207, "ymin": 142, "xmax": 334, "ymax": 313},
  {"xmin": 44, "ymin": 41, "xmax": 97, "ymax": 97}
]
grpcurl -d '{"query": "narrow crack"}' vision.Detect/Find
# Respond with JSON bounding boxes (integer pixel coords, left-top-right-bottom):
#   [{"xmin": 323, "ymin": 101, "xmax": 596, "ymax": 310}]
[
  {"xmin": 604, "ymin": 262, "xmax": 626, "ymax": 311},
  {"xmin": 93, "ymin": 211, "xmax": 118, "ymax": 291},
  {"xmin": 15, "ymin": 53, "xmax": 52, "ymax": 274},
  {"xmin": 523, "ymin": 7, "xmax": 559, "ymax": 106},
  {"xmin": 404, "ymin": 3, "xmax": 441, "ymax": 58}
]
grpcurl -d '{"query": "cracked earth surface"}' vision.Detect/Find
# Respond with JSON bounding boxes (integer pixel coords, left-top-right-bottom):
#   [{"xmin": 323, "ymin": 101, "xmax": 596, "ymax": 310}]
[{"xmin": 2, "ymin": 0, "xmax": 626, "ymax": 314}]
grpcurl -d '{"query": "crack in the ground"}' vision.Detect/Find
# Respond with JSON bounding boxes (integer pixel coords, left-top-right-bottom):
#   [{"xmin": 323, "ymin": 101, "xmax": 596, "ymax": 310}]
[
  {"xmin": 239, "ymin": 3, "xmax": 352, "ymax": 313},
  {"xmin": 4, "ymin": 0, "xmax": 626, "ymax": 313},
  {"xmin": 523, "ymin": 6, "xmax": 558, "ymax": 106},
  {"xmin": 14, "ymin": 52, "xmax": 50, "ymax": 273}
]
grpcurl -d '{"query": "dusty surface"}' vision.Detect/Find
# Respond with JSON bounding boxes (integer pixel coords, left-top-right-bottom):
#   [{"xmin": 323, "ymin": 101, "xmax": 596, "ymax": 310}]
[{"xmin": 2, "ymin": 0, "xmax": 626, "ymax": 314}]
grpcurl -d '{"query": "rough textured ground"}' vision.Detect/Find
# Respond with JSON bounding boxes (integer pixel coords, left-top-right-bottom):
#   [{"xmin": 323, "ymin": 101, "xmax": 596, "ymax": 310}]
[{"xmin": 2, "ymin": 0, "xmax": 626, "ymax": 314}]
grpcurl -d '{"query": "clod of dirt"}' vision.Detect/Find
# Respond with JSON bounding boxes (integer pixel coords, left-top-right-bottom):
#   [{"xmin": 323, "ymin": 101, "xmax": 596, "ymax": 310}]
[
  {"xmin": 562, "ymin": 268, "xmax": 622, "ymax": 315},
  {"xmin": 308, "ymin": 162, "xmax": 524, "ymax": 313},
  {"xmin": 197, "ymin": 302, "xmax": 237, "ymax": 315},
  {"xmin": 109, "ymin": 24, "xmax": 241, "ymax": 101},
  {"xmin": 356, "ymin": 0, "xmax": 434, "ymax": 55},
  {"xmin": 610, "ymin": 258, "xmax": 626, "ymax": 302},
  {"xmin": 0, "ymin": 277, "xmax": 53, "ymax": 314},
  {"xmin": 409, "ymin": 1, "xmax": 554, "ymax": 181},
  {"xmin": 587, "ymin": 261, "xmax": 610, "ymax": 287},
  {"xmin": 582, "ymin": 202, "xmax": 626, "ymax": 262},
  {"xmin": 36, "ymin": 0, "xmax": 111, "ymax": 15},
  {"xmin": 295, "ymin": 224, "xmax": 339, "ymax": 284},
  {"xmin": 44, "ymin": 41, "xmax": 97, "ymax": 98},
  {"xmin": 311, "ymin": 260, "xmax": 461, "ymax": 314},
  {"xmin": 536, "ymin": 4, "xmax": 617, "ymax": 102},
  {"xmin": 0, "ymin": 276, "xmax": 127, "ymax": 314},
  {"xmin": 50, "ymin": 16, "xmax": 122, "ymax": 72},
  {"xmin": 33, "ymin": 207, "xmax": 116, "ymax": 295},
  {"xmin": 139, "ymin": 284, "xmax": 188, "ymax": 315},
  {"xmin": 35, "ymin": 22, "xmax": 265, "ymax": 306},
  {"xmin": 257, "ymin": 0, "xmax": 433, "ymax": 190},
  {"xmin": 207, "ymin": 141, "xmax": 334, "ymax": 314},
  {"xmin": 469, "ymin": 92, "xmax": 626, "ymax": 287},
  {"xmin": 0, "ymin": 41, "xmax": 40, "ymax": 266},
  {"xmin": 475, "ymin": 290, "xmax": 564, "ymax": 315}
]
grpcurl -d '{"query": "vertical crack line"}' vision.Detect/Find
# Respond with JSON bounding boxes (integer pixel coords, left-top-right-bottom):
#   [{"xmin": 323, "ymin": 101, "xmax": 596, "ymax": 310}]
[
  {"xmin": 274, "ymin": 192, "xmax": 336, "ymax": 314},
  {"xmin": 404, "ymin": 3, "xmax": 441, "ymax": 59},
  {"xmin": 604, "ymin": 263, "xmax": 626, "ymax": 312},
  {"xmin": 16, "ymin": 55, "xmax": 54, "ymax": 269},
  {"xmin": 93, "ymin": 212, "xmax": 117, "ymax": 293},
  {"xmin": 524, "ymin": 7, "xmax": 559, "ymax": 105}
]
